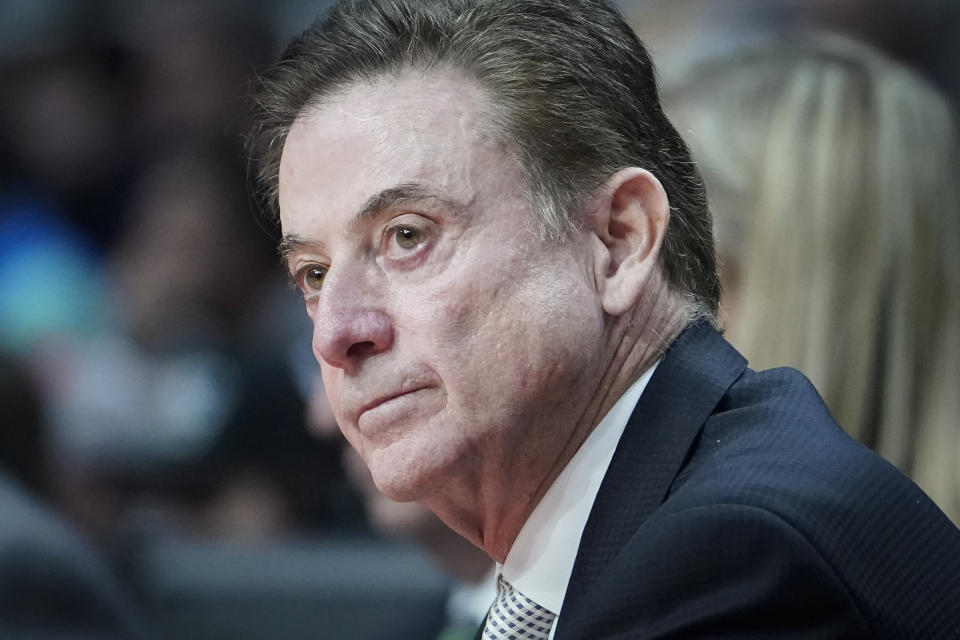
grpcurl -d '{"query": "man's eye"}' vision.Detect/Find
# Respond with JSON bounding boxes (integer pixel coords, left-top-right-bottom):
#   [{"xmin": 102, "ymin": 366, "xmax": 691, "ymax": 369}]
[
  {"xmin": 393, "ymin": 226, "xmax": 422, "ymax": 251},
  {"xmin": 298, "ymin": 265, "xmax": 327, "ymax": 294},
  {"xmin": 382, "ymin": 218, "xmax": 433, "ymax": 261}
]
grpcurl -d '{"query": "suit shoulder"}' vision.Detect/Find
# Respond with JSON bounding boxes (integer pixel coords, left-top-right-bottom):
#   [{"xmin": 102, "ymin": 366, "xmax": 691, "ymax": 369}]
[
  {"xmin": 678, "ymin": 364, "xmax": 890, "ymax": 498},
  {"xmin": 660, "ymin": 366, "xmax": 960, "ymax": 637},
  {"xmin": 563, "ymin": 501, "xmax": 874, "ymax": 638}
]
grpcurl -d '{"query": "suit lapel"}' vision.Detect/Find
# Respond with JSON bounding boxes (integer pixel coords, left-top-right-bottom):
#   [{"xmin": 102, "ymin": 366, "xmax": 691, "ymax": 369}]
[{"xmin": 558, "ymin": 322, "xmax": 747, "ymax": 624}]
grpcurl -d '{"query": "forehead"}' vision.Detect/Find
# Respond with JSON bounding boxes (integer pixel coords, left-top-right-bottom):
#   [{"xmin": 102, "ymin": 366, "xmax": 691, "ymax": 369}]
[{"xmin": 278, "ymin": 68, "xmax": 511, "ymax": 225}]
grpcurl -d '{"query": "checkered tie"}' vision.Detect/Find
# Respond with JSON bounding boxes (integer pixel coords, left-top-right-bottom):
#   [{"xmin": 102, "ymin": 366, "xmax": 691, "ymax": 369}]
[{"xmin": 482, "ymin": 575, "xmax": 556, "ymax": 640}]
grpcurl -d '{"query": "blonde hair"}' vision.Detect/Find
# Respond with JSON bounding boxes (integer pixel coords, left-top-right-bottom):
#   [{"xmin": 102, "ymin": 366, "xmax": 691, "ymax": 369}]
[{"xmin": 668, "ymin": 34, "xmax": 960, "ymax": 523}]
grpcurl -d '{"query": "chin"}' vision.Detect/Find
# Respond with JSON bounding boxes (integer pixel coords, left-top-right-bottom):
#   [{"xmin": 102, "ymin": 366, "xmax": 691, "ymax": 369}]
[
  {"xmin": 366, "ymin": 445, "xmax": 454, "ymax": 504},
  {"xmin": 370, "ymin": 469, "xmax": 431, "ymax": 503}
]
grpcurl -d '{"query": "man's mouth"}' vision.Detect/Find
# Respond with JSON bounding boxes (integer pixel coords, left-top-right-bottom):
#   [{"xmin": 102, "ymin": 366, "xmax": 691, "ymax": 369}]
[{"xmin": 357, "ymin": 387, "xmax": 427, "ymax": 420}]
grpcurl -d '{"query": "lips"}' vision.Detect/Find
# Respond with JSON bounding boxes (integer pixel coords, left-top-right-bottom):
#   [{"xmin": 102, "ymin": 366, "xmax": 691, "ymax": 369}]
[{"xmin": 356, "ymin": 386, "xmax": 428, "ymax": 421}]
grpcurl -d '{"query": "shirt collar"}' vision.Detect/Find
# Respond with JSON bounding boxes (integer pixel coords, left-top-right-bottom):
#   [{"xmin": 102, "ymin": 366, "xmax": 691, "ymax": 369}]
[{"xmin": 499, "ymin": 361, "xmax": 659, "ymax": 615}]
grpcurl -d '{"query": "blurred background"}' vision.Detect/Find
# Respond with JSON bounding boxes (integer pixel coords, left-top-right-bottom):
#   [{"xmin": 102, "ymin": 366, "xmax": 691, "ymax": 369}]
[{"xmin": 0, "ymin": 1, "xmax": 956, "ymax": 639}]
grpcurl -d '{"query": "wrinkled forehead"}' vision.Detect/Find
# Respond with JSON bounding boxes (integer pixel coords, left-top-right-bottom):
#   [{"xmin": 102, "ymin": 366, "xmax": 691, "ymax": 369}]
[
  {"xmin": 277, "ymin": 67, "xmax": 528, "ymax": 232},
  {"xmin": 295, "ymin": 66, "xmax": 503, "ymax": 149}
]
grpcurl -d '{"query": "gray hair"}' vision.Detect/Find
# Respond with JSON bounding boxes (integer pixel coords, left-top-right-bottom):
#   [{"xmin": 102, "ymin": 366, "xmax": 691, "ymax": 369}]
[{"xmin": 248, "ymin": 0, "xmax": 719, "ymax": 319}]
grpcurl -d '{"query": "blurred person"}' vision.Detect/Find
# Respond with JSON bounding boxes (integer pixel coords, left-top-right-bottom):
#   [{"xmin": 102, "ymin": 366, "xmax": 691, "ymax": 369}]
[
  {"xmin": 0, "ymin": 351, "xmax": 51, "ymax": 499},
  {"xmin": 667, "ymin": 33, "xmax": 960, "ymax": 524},
  {"xmin": 46, "ymin": 139, "xmax": 343, "ymax": 543},
  {"xmin": 0, "ymin": 40, "xmax": 137, "ymax": 252},
  {"xmin": 0, "ymin": 206, "xmax": 110, "ymax": 356},
  {"xmin": 0, "ymin": 351, "xmax": 152, "ymax": 639},
  {"xmin": 123, "ymin": 3, "xmax": 274, "ymax": 147},
  {"xmin": 249, "ymin": 1, "xmax": 960, "ymax": 637},
  {"xmin": 41, "ymin": 140, "xmax": 262, "ymax": 538},
  {"xmin": 0, "ymin": 203, "xmax": 118, "ymax": 540},
  {"xmin": 109, "ymin": 141, "xmax": 273, "ymax": 351}
]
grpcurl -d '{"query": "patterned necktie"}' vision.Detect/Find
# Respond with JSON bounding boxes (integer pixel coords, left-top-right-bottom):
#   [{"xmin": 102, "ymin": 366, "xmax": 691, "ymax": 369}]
[{"xmin": 482, "ymin": 575, "xmax": 556, "ymax": 639}]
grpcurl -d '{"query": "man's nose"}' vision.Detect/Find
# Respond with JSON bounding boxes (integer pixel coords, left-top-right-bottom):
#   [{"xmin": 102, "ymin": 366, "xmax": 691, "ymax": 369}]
[{"xmin": 311, "ymin": 272, "xmax": 394, "ymax": 373}]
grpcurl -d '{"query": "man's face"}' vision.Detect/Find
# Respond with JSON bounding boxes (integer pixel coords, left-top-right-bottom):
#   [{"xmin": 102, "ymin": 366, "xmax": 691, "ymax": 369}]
[{"xmin": 279, "ymin": 69, "xmax": 606, "ymax": 502}]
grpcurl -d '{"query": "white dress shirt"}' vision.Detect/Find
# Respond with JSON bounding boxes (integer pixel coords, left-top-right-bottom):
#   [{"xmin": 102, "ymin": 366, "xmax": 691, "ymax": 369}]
[{"xmin": 498, "ymin": 362, "xmax": 659, "ymax": 639}]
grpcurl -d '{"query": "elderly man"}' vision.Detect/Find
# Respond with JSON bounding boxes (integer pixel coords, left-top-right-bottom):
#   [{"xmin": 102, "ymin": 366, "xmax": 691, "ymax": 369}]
[{"xmin": 249, "ymin": 1, "xmax": 960, "ymax": 637}]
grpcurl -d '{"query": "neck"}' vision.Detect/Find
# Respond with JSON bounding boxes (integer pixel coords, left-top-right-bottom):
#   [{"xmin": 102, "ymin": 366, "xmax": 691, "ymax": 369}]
[
  {"xmin": 417, "ymin": 514, "xmax": 494, "ymax": 583},
  {"xmin": 588, "ymin": 275, "xmax": 690, "ymax": 427}
]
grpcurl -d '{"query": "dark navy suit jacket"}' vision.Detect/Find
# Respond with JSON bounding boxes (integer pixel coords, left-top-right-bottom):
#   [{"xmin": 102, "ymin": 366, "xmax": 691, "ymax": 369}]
[{"xmin": 483, "ymin": 321, "xmax": 960, "ymax": 639}]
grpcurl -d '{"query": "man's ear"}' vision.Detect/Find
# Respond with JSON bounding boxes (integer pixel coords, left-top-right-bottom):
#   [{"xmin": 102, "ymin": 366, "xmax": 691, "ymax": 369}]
[{"xmin": 588, "ymin": 168, "xmax": 670, "ymax": 316}]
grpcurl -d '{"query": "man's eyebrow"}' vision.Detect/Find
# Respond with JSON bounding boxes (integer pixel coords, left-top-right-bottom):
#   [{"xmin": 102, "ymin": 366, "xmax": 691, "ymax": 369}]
[
  {"xmin": 278, "ymin": 183, "xmax": 461, "ymax": 264},
  {"xmin": 277, "ymin": 233, "xmax": 315, "ymax": 266},
  {"xmin": 355, "ymin": 182, "xmax": 458, "ymax": 222}
]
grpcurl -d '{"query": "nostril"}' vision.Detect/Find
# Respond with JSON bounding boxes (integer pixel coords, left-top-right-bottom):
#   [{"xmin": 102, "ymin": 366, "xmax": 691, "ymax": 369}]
[{"xmin": 346, "ymin": 341, "xmax": 378, "ymax": 359}]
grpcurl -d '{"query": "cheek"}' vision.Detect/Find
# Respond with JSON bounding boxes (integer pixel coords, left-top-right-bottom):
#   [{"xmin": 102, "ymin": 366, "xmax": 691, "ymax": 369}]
[
  {"xmin": 425, "ymin": 263, "xmax": 600, "ymax": 394},
  {"xmin": 420, "ymin": 279, "xmax": 499, "ymax": 351},
  {"xmin": 320, "ymin": 368, "xmax": 367, "ymax": 455},
  {"xmin": 318, "ymin": 365, "xmax": 346, "ymax": 424}
]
